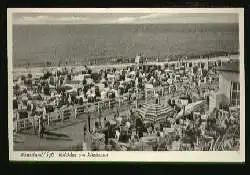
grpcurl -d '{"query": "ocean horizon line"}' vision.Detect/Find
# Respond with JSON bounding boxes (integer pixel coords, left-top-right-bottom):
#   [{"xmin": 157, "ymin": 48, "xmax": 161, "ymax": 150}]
[{"xmin": 12, "ymin": 22, "xmax": 239, "ymax": 26}]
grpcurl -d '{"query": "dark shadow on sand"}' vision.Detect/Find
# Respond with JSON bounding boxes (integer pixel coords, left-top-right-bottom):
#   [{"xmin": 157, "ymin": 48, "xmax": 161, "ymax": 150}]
[
  {"xmin": 43, "ymin": 131, "xmax": 70, "ymax": 138},
  {"xmin": 44, "ymin": 137, "xmax": 73, "ymax": 141}
]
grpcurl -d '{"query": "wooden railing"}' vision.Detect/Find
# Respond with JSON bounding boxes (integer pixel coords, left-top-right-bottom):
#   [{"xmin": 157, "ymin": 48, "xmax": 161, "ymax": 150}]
[
  {"xmin": 14, "ymin": 82, "xmax": 213, "ymax": 133},
  {"xmin": 15, "ymin": 118, "xmax": 33, "ymax": 132}
]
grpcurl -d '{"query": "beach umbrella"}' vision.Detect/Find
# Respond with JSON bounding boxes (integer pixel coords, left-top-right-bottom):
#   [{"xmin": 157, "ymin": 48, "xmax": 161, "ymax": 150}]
[
  {"xmin": 136, "ymin": 103, "xmax": 174, "ymax": 123},
  {"xmin": 175, "ymin": 100, "xmax": 206, "ymax": 119}
]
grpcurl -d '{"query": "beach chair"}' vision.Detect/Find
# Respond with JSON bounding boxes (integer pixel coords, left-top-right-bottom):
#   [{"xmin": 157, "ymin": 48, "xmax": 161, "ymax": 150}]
[
  {"xmin": 157, "ymin": 142, "xmax": 168, "ymax": 151},
  {"xmin": 76, "ymin": 105, "xmax": 85, "ymax": 116},
  {"xmin": 180, "ymin": 143, "xmax": 191, "ymax": 151},
  {"xmin": 49, "ymin": 111, "xmax": 60, "ymax": 122},
  {"xmin": 62, "ymin": 108, "xmax": 71, "ymax": 120},
  {"xmin": 222, "ymin": 138, "xmax": 234, "ymax": 151},
  {"xmin": 13, "ymin": 132, "xmax": 24, "ymax": 143}
]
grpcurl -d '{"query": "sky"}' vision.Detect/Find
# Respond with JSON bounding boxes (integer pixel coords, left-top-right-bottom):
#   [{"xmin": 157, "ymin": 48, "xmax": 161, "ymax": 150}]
[{"xmin": 12, "ymin": 13, "xmax": 239, "ymax": 25}]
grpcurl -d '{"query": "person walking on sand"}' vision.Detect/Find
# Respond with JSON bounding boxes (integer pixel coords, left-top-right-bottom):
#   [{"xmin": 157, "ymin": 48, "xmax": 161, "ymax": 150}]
[
  {"xmin": 83, "ymin": 123, "xmax": 87, "ymax": 142},
  {"xmin": 38, "ymin": 115, "xmax": 45, "ymax": 138},
  {"xmin": 155, "ymin": 92, "xmax": 159, "ymax": 104},
  {"xmin": 74, "ymin": 104, "xmax": 77, "ymax": 119},
  {"xmin": 103, "ymin": 119, "xmax": 110, "ymax": 150},
  {"xmin": 115, "ymin": 129, "xmax": 121, "ymax": 142},
  {"xmin": 38, "ymin": 115, "xmax": 41, "ymax": 137}
]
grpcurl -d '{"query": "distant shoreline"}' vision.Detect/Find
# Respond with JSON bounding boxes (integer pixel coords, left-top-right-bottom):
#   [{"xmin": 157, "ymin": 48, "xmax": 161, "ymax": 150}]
[
  {"xmin": 13, "ymin": 51, "xmax": 239, "ymax": 69},
  {"xmin": 12, "ymin": 54, "xmax": 239, "ymax": 78}
]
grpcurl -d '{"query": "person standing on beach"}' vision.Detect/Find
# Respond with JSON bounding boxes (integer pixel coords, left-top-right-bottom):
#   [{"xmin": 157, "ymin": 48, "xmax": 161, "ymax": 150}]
[
  {"xmin": 88, "ymin": 114, "xmax": 91, "ymax": 132},
  {"xmin": 33, "ymin": 112, "xmax": 39, "ymax": 135},
  {"xmin": 74, "ymin": 104, "xmax": 77, "ymax": 119},
  {"xmin": 83, "ymin": 123, "xmax": 87, "ymax": 142},
  {"xmin": 138, "ymin": 127, "xmax": 143, "ymax": 139},
  {"xmin": 103, "ymin": 118, "xmax": 110, "ymax": 149},
  {"xmin": 38, "ymin": 115, "xmax": 45, "ymax": 138},
  {"xmin": 155, "ymin": 92, "xmax": 159, "ymax": 104},
  {"xmin": 68, "ymin": 94, "xmax": 72, "ymax": 106}
]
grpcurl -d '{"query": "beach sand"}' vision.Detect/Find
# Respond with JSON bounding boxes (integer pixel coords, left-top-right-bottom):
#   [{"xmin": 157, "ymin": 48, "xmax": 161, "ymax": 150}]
[{"xmin": 12, "ymin": 55, "xmax": 239, "ymax": 79}]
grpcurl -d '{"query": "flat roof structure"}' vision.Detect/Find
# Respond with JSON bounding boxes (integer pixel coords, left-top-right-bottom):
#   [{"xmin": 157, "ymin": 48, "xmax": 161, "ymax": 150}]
[{"xmin": 216, "ymin": 62, "xmax": 240, "ymax": 73}]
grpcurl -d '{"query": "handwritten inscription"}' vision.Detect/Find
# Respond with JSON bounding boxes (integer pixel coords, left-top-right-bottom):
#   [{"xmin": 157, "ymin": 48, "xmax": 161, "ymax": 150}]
[
  {"xmin": 20, "ymin": 152, "xmax": 54, "ymax": 158},
  {"xmin": 20, "ymin": 152, "xmax": 109, "ymax": 159}
]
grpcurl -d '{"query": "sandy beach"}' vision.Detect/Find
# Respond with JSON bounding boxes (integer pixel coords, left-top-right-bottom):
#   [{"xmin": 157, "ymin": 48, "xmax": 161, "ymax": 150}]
[{"xmin": 12, "ymin": 55, "xmax": 239, "ymax": 79}]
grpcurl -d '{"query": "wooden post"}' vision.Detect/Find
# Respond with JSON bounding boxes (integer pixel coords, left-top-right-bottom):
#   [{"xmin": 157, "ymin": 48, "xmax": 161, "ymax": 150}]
[
  {"xmin": 15, "ymin": 120, "xmax": 18, "ymax": 133},
  {"xmin": 38, "ymin": 117, "xmax": 41, "ymax": 134},
  {"xmin": 209, "ymin": 138, "xmax": 214, "ymax": 151},
  {"xmin": 135, "ymin": 96, "xmax": 138, "ymax": 109},
  {"xmin": 118, "ymin": 97, "xmax": 121, "ymax": 107},
  {"xmin": 16, "ymin": 112, "xmax": 19, "ymax": 132},
  {"xmin": 23, "ymin": 119, "xmax": 26, "ymax": 129},
  {"xmin": 74, "ymin": 106, "xmax": 77, "ymax": 119},
  {"xmin": 108, "ymin": 99, "xmax": 111, "ymax": 110},
  {"xmin": 47, "ymin": 113, "xmax": 50, "ymax": 126},
  {"xmin": 221, "ymin": 110, "xmax": 224, "ymax": 120},
  {"xmin": 183, "ymin": 105, "xmax": 186, "ymax": 120},
  {"xmin": 213, "ymin": 136, "xmax": 220, "ymax": 151},
  {"xmin": 88, "ymin": 114, "xmax": 91, "ymax": 132},
  {"xmin": 61, "ymin": 110, "xmax": 64, "ymax": 124}
]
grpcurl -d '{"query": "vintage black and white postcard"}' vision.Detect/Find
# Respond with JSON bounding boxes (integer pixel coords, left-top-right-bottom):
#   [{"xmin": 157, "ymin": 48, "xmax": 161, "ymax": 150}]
[{"xmin": 8, "ymin": 8, "xmax": 245, "ymax": 162}]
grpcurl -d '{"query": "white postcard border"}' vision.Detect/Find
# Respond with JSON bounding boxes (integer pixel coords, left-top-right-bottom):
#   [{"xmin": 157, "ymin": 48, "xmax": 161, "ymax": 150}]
[{"xmin": 8, "ymin": 8, "xmax": 245, "ymax": 162}]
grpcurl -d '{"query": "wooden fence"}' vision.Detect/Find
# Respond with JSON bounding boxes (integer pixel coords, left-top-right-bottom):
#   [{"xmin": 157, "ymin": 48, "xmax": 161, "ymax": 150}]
[{"xmin": 14, "ymin": 83, "xmax": 211, "ymax": 133}]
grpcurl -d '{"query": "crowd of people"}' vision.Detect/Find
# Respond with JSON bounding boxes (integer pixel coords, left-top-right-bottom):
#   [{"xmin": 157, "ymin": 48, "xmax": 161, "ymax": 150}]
[
  {"xmin": 13, "ymin": 56, "xmax": 240, "ymax": 151},
  {"xmin": 88, "ymin": 97, "xmax": 240, "ymax": 151}
]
